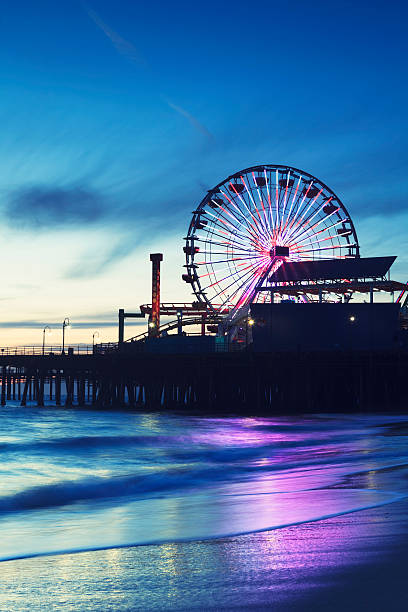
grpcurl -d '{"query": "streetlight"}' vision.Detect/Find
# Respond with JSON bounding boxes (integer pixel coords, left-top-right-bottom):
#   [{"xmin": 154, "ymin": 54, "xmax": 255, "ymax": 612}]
[
  {"xmin": 42, "ymin": 326, "xmax": 51, "ymax": 355},
  {"xmin": 92, "ymin": 331, "xmax": 100, "ymax": 353},
  {"xmin": 246, "ymin": 317, "xmax": 254, "ymax": 348},
  {"xmin": 176, "ymin": 310, "xmax": 183, "ymax": 336},
  {"xmin": 62, "ymin": 317, "xmax": 70, "ymax": 354}
]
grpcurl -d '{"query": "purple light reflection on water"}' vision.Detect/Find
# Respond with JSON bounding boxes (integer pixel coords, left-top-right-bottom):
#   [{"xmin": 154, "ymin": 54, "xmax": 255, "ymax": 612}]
[{"xmin": 0, "ymin": 406, "xmax": 407, "ymax": 568}]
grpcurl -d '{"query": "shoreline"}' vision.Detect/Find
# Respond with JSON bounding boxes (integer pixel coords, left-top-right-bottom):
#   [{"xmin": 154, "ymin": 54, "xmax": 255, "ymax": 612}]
[{"xmin": 0, "ymin": 463, "xmax": 407, "ymax": 610}]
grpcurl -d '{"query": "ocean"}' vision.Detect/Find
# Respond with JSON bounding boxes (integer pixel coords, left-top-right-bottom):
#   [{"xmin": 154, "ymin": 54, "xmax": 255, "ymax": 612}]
[{"xmin": 0, "ymin": 404, "xmax": 408, "ymax": 610}]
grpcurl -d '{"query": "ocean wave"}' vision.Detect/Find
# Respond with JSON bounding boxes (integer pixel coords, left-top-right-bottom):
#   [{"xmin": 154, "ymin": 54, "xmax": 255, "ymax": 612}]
[
  {"xmin": 0, "ymin": 488, "xmax": 405, "ymax": 563},
  {"xmin": 0, "ymin": 434, "xmax": 176, "ymax": 454},
  {"xmin": 1, "ymin": 453, "xmax": 408, "ymax": 515},
  {"xmin": 0, "ymin": 467, "xmax": 239, "ymax": 513}
]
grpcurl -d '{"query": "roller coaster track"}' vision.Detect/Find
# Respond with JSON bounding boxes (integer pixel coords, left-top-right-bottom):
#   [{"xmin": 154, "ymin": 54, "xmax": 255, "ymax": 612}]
[{"xmin": 125, "ymin": 315, "xmax": 222, "ymax": 343}]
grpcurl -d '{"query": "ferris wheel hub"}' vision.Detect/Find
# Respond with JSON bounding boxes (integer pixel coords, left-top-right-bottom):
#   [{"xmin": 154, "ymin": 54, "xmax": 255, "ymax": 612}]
[{"xmin": 271, "ymin": 246, "xmax": 290, "ymax": 258}]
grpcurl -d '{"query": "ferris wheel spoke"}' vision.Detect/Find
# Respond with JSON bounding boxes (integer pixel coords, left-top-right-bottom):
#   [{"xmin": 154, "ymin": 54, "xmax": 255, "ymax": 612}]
[
  {"xmin": 196, "ymin": 251, "xmax": 263, "ymax": 259},
  {"xmin": 198, "ymin": 259, "xmax": 259, "ymax": 279},
  {"xmin": 285, "ymin": 199, "xmax": 335, "ymax": 245},
  {"xmin": 274, "ymin": 169, "xmax": 281, "ymax": 232},
  {"xmin": 281, "ymin": 181, "xmax": 314, "ymax": 239},
  {"xmin": 299, "ymin": 210, "xmax": 347, "ymax": 241},
  {"xmin": 290, "ymin": 204, "xmax": 340, "ymax": 247},
  {"xmin": 208, "ymin": 214, "xmax": 254, "ymax": 244},
  {"xmin": 287, "ymin": 206, "xmax": 344, "ymax": 247},
  {"xmin": 199, "ymin": 233, "xmax": 252, "ymax": 254},
  {"xmin": 283, "ymin": 189, "xmax": 324, "ymax": 243},
  {"xmin": 280, "ymin": 175, "xmax": 302, "ymax": 238},
  {"xmin": 195, "ymin": 238, "xmax": 255, "ymax": 253},
  {"xmin": 217, "ymin": 258, "xmax": 271, "ymax": 309},
  {"xmin": 241, "ymin": 176, "xmax": 271, "ymax": 238},
  {"xmin": 284, "ymin": 203, "xmax": 326, "ymax": 246},
  {"xmin": 209, "ymin": 259, "xmax": 267, "ymax": 303},
  {"xmin": 228, "ymin": 182, "xmax": 266, "ymax": 236},
  {"xmin": 196, "ymin": 255, "xmax": 263, "ymax": 268},
  {"xmin": 289, "ymin": 231, "xmax": 339, "ymax": 254},
  {"xmin": 279, "ymin": 170, "xmax": 291, "ymax": 234},
  {"xmin": 201, "ymin": 263, "xmax": 255, "ymax": 292},
  {"xmin": 291, "ymin": 243, "xmax": 356, "ymax": 255},
  {"xmin": 206, "ymin": 209, "xmax": 251, "ymax": 239},
  {"xmin": 202, "ymin": 234, "xmax": 265, "ymax": 253},
  {"xmin": 203, "ymin": 219, "xmax": 253, "ymax": 248},
  {"xmin": 284, "ymin": 193, "xmax": 327, "ymax": 245},
  {"xmin": 296, "ymin": 254, "xmax": 350, "ymax": 260},
  {"xmin": 208, "ymin": 197, "xmax": 255, "ymax": 238},
  {"xmin": 251, "ymin": 172, "xmax": 273, "ymax": 237},
  {"xmin": 263, "ymin": 169, "xmax": 276, "ymax": 233},
  {"xmin": 295, "ymin": 217, "xmax": 348, "ymax": 247},
  {"xmin": 219, "ymin": 190, "xmax": 263, "ymax": 239},
  {"xmin": 282, "ymin": 180, "xmax": 310, "ymax": 237},
  {"xmin": 200, "ymin": 253, "xmax": 268, "ymax": 294},
  {"xmin": 200, "ymin": 217, "xmax": 246, "ymax": 242},
  {"xmin": 292, "ymin": 231, "xmax": 351, "ymax": 251}
]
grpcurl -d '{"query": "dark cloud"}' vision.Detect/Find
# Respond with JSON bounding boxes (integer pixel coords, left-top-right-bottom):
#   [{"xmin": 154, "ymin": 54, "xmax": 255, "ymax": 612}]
[{"xmin": 5, "ymin": 185, "xmax": 107, "ymax": 229}]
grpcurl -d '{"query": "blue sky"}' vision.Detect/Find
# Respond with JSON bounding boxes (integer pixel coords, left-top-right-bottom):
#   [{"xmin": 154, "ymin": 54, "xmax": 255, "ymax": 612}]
[{"xmin": 0, "ymin": 0, "xmax": 407, "ymax": 344}]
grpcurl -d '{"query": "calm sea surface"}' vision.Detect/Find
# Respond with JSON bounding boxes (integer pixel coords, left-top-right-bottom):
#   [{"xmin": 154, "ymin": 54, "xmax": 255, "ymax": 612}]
[{"xmin": 0, "ymin": 404, "xmax": 407, "ymax": 563}]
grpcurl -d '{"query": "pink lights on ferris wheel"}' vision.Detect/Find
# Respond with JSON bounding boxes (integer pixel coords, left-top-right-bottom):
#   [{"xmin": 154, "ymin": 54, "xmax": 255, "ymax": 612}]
[{"xmin": 183, "ymin": 165, "xmax": 359, "ymax": 312}]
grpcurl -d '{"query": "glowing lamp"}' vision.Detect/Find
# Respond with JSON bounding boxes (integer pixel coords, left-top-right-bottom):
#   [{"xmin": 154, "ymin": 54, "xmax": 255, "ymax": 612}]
[
  {"xmin": 349, "ymin": 315, "xmax": 356, "ymax": 323},
  {"xmin": 248, "ymin": 318, "xmax": 255, "ymax": 326}
]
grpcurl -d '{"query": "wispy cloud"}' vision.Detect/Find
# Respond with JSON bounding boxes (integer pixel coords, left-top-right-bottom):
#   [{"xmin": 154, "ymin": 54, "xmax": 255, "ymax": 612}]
[
  {"xmin": 84, "ymin": 4, "xmax": 214, "ymax": 141},
  {"xmin": 85, "ymin": 4, "xmax": 147, "ymax": 67},
  {"xmin": 164, "ymin": 98, "xmax": 214, "ymax": 141},
  {"xmin": 65, "ymin": 238, "xmax": 137, "ymax": 279}
]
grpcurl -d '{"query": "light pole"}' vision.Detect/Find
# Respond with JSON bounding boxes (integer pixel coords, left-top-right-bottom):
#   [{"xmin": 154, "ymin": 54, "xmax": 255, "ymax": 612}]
[
  {"xmin": 176, "ymin": 310, "xmax": 183, "ymax": 336},
  {"xmin": 42, "ymin": 326, "xmax": 51, "ymax": 355},
  {"xmin": 62, "ymin": 317, "xmax": 70, "ymax": 355},
  {"xmin": 246, "ymin": 317, "xmax": 254, "ymax": 349},
  {"xmin": 92, "ymin": 331, "xmax": 100, "ymax": 353}
]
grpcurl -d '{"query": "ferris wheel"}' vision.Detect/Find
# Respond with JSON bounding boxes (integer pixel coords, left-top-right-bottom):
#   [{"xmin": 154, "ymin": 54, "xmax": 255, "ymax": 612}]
[{"xmin": 183, "ymin": 164, "xmax": 359, "ymax": 313}]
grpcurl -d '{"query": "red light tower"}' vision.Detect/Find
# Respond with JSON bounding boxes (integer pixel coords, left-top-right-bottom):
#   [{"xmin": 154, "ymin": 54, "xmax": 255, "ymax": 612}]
[{"xmin": 149, "ymin": 253, "xmax": 163, "ymax": 338}]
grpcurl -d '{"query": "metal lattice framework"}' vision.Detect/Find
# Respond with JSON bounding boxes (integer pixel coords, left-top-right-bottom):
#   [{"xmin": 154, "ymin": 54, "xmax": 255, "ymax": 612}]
[{"xmin": 183, "ymin": 164, "xmax": 360, "ymax": 312}]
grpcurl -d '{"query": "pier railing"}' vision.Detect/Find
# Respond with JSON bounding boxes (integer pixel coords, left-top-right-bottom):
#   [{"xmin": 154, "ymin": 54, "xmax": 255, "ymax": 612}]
[{"xmin": 0, "ymin": 345, "xmax": 95, "ymax": 356}]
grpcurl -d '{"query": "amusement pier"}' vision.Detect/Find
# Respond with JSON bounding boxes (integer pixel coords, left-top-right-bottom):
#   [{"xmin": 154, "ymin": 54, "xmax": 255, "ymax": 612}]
[{"xmin": 1, "ymin": 164, "xmax": 407, "ymax": 413}]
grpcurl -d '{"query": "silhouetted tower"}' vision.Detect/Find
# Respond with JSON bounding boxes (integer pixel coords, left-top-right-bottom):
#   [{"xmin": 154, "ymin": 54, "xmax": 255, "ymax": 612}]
[{"xmin": 149, "ymin": 253, "xmax": 163, "ymax": 338}]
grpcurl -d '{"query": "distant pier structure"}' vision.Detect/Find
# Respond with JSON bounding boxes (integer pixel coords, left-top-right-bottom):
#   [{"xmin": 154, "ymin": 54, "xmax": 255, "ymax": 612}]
[{"xmin": 0, "ymin": 163, "xmax": 407, "ymax": 413}]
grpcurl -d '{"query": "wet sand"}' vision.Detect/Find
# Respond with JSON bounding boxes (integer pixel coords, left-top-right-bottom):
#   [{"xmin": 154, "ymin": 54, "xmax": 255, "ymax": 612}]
[{"xmin": 0, "ymin": 465, "xmax": 407, "ymax": 611}]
